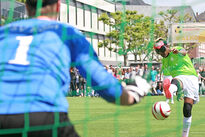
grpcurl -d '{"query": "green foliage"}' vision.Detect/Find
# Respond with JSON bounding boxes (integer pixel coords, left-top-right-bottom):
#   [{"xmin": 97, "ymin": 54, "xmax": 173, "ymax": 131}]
[
  {"xmin": 98, "ymin": 10, "xmax": 168, "ymax": 65},
  {"xmin": 158, "ymin": 9, "xmax": 197, "ymax": 53},
  {"xmin": 98, "ymin": 10, "xmax": 157, "ymax": 65},
  {"xmin": 154, "ymin": 20, "xmax": 167, "ymax": 39},
  {"xmin": 16, "ymin": 0, "xmax": 26, "ymax": 3},
  {"xmin": 159, "ymin": 9, "xmax": 178, "ymax": 23},
  {"xmin": 158, "ymin": 9, "xmax": 194, "ymax": 40},
  {"xmin": 159, "ymin": 9, "xmax": 194, "ymax": 24},
  {"xmin": 0, "ymin": 18, "xmax": 6, "ymax": 26}
]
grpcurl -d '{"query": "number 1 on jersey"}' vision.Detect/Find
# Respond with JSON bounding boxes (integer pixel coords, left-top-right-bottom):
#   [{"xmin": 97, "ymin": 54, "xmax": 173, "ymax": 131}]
[{"xmin": 9, "ymin": 36, "xmax": 33, "ymax": 65}]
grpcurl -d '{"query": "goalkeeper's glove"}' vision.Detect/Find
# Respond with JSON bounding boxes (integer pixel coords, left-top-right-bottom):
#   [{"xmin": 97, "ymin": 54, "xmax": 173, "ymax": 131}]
[{"xmin": 122, "ymin": 76, "xmax": 151, "ymax": 104}]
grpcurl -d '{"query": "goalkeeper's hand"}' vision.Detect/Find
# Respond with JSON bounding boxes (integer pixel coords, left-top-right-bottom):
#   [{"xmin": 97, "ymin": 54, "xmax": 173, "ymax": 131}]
[{"xmin": 122, "ymin": 76, "xmax": 151, "ymax": 104}]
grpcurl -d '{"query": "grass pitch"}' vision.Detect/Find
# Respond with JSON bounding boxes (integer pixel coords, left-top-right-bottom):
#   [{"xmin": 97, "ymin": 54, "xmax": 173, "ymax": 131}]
[{"xmin": 68, "ymin": 96, "xmax": 205, "ymax": 137}]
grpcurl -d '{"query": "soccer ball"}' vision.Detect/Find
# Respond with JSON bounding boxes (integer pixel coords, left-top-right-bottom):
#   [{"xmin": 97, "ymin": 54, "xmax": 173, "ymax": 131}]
[{"xmin": 152, "ymin": 101, "xmax": 171, "ymax": 120}]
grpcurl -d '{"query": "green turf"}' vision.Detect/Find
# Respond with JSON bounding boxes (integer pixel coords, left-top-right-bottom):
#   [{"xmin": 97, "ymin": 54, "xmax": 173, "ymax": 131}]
[{"xmin": 68, "ymin": 96, "xmax": 205, "ymax": 137}]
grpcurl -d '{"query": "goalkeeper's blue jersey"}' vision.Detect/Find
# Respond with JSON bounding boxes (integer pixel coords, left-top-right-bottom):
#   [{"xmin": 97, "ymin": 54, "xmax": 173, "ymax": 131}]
[{"xmin": 0, "ymin": 18, "xmax": 122, "ymax": 114}]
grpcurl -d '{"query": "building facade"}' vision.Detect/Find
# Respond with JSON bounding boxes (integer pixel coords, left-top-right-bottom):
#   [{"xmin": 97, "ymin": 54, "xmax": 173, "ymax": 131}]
[
  {"xmin": 190, "ymin": 44, "xmax": 205, "ymax": 59},
  {"xmin": 0, "ymin": 1, "xmax": 26, "ymax": 25},
  {"xmin": 196, "ymin": 11, "xmax": 205, "ymax": 60},
  {"xmin": 196, "ymin": 11, "xmax": 205, "ymax": 22},
  {"xmin": 60, "ymin": 0, "xmax": 124, "ymax": 66}
]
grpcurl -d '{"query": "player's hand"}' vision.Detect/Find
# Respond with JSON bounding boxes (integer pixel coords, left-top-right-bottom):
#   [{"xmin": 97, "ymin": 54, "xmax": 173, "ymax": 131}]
[
  {"xmin": 172, "ymin": 48, "xmax": 178, "ymax": 54},
  {"xmin": 122, "ymin": 76, "xmax": 151, "ymax": 104}
]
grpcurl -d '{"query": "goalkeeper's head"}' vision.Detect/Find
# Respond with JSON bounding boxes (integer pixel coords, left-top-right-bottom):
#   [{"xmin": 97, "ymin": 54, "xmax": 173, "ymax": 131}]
[
  {"xmin": 154, "ymin": 38, "xmax": 170, "ymax": 58},
  {"xmin": 26, "ymin": 0, "xmax": 60, "ymax": 19}
]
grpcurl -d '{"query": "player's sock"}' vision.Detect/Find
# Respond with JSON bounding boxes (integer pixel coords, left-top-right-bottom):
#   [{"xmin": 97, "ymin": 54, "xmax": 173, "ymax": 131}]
[
  {"xmin": 169, "ymin": 84, "xmax": 177, "ymax": 104},
  {"xmin": 182, "ymin": 116, "xmax": 192, "ymax": 137},
  {"xmin": 169, "ymin": 93, "xmax": 174, "ymax": 104},
  {"xmin": 163, "ymin": 79, "xmax": 171, "ymax": 99},
  {"xmin": 171, "ymin": 96, "xmax": 174, "ymax": 104},
  {"xmin": 166, "ymin": 99, "xmax": 169, "ymax": 103}
]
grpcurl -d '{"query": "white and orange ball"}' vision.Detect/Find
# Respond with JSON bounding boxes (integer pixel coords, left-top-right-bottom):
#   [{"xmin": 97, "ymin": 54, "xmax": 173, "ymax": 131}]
[{"xmin": 152, "ymin": 101, "xmax": 171, "ymax": 120}]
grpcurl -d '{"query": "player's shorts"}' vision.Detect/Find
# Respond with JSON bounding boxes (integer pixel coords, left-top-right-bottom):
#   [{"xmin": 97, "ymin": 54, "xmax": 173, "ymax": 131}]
[
  {"xmin": 175, "ymin": 75, "xmax": 199, "ymax": 104},
  {"xmin": 0, "ymin": 112, "xmax": 79, "ymax": 137}
]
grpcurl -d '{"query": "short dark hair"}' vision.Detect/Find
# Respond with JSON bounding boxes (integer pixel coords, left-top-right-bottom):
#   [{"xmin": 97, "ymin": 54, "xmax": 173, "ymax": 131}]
[{"xmin": 26, "ymin": 0, "xmax": 58, "ymax": 8}]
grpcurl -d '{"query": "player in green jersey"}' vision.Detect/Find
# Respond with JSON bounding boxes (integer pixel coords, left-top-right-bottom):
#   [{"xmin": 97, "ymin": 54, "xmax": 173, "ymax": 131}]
[{"xmin": 154, "ymin": 38, "xmax": 199, "ymax": 137}]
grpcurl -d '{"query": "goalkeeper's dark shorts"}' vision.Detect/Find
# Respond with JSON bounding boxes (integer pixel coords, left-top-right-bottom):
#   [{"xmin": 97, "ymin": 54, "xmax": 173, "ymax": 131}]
[{"xmin": 0, "ymin": 112, "xmax": 79, "ymax": 137}]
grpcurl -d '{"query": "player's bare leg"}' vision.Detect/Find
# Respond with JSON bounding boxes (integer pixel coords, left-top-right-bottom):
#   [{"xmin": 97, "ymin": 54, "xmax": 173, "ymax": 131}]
[
  {"xmin": 166, "ymin": 78, "xmax": 192, "ymax": 137},
  {"xmin": 182, "ymin": 98, "xmax": 194, "ymax": 137}
]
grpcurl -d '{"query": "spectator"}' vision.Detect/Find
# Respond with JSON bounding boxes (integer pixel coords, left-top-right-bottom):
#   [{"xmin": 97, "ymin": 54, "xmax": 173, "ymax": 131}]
[
  {"xmin": 200, "ymin": 67, "xmax": 205, "ymax": 83},
  {"xmin": 120, "ymin": 68, "xmax": 125, "ymax": 80},
  {"xmin": 156, "ymin": 81, "xmax": 164, "ymax": 95},
  {"xmin": 79, "ymin": 74, "xmax": 86, "ymax": 97},
  {"xmin": 70, "ymin": 67, "xmax": 76, "ymax": 96},
  {"xmin": 156, "ymin": 68, "xmax": 162, "ymax": 82},
  {"xmin": 138, "ymin": 65, "xmax": 144, "ymax": 77},
  {"xmin": 75, "ymin": 69, "xmax": 80, "ymax": 95},
  {"xmin": 199, "ymin": 67, "xmax": 205, "ymax": 94},
  {"xmin": 196, "ymin": 69, "xmax": 202, "ymax": 95},
  {"xmin": 135, "ymin": 66, "xmax": 140, "ymax": 76},
  {"xmin": 143, "ymin": 64, "xmax": 149, "ymax": 79},
  {"xmin": 124, "ymin": 68, "xmax": 131, "ymax": 81},
  {"xmin": 108, "ymin": 65, "xmax": 114, "ymax": 75},
  {"xmin": 105, "ymin": 65, "xmax": 109, "ymax": 71},
  {"xmin": 114, "ymin": 68, "xmax": 121, "ymax": 80},
  {"xmin": 150, "ymin": 65, "xmax": 158, "ymax": 95}
]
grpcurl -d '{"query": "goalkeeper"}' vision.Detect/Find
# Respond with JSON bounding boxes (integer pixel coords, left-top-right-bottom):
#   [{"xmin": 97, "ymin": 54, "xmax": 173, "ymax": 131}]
[
  {"xmin": 154, "ymin": 38, "xmax": 199, "ymax": 137},
  {"xmin": 0, "ymin": 0, "xmax": 150, "ymax": 137}
]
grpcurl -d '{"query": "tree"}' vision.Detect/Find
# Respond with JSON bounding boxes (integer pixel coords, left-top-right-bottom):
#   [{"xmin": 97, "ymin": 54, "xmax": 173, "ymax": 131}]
[
  {"xmin": 130, "ymin": 16, "xmax": 151, "ymax": 62},
  {"xmin": 158, "ymin": 9, "xmax": 196, "ymax": 51},
  {"xmin": 98, "ymin": 10, "xmax": 152, "ymax": 66},
  {"xmin": 0, "ymin": 17, "xmax": 6, "ymax": 26},
  {"xmin": 16, "ymin": 0, "xmax": 26, "ymax": 3}
]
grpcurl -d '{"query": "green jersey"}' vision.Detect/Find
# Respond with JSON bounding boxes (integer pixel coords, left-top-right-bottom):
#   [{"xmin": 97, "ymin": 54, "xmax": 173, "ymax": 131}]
[{"xmin": 161, "ymin": 46, "xmax": 197, "ymax": 77}]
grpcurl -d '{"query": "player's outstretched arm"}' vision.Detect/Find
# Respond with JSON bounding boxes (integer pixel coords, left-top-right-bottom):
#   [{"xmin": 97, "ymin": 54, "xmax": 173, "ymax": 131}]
[
  {"xmin": 120, "ymin": 76, "xmax": 151, "ymax": 105},
  {"xmin": 172, "ymin": 48, "xmax": 187, "ymax": 56}
]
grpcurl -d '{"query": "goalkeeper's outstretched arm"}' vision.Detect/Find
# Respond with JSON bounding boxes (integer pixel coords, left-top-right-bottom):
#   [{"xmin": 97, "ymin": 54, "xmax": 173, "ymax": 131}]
[
  {"xmin": 120, "ymin": 89, "xmax": 135, "ymax": 105},
  {"xmin": 120, "ymin": 76, "xmax": 151, "ymax": 105}
]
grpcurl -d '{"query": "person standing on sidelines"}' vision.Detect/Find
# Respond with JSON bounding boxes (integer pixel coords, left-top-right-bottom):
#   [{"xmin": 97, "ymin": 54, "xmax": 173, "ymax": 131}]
[
  {"xmin": 154, "ymin": 38, "xmax": 199, "ymax": 137},
  {"xmin": 150, "ymin": 65, "xmax": 158, "ymax": 95},
  {"xmin": 0, "ymin": 0, "xmax": 150, "ymax": 137}
]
